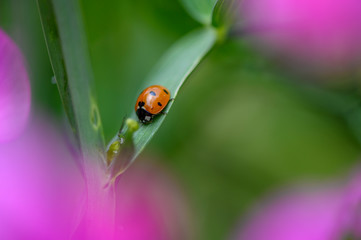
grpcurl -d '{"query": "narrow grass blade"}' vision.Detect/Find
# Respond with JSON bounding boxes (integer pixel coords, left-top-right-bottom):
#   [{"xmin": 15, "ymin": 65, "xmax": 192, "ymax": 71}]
[
  {"xmin": 37, "ymin": 0, "xmax": 105, "ymax": 161},
  {"xmin": 38, "ymin": 1, "xmax": 112, "ymax": 232},
  {"xmin": 181, "ymin": 0, "xmax": 219, "ymax": 25},
  {"xmin": 126, "ymin": 27, "xmax": 217, "ymax": 164},
  {"xmin": 212, "ymin": 0, "xmax": 238, "ymax": 29}
]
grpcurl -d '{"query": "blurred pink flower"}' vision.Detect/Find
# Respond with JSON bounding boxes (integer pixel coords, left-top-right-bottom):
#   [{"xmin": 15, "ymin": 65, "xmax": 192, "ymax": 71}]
[
  {"xmin": 0, "ymin": 29, "xmax": 190, "ymax": 240},
  {"xmin": 233, "ymin": 185, "xmax": 343, "ymax": 240},
  {"xmin": 241, "ymin": 0, "xmax": 361, "ymax": 67},
  {"xmin": 0, "ymin": 114, "xmax": 85, "ymax": 239},
  {"xmin": 0, "ymin": 29, "xmax": 31, "ymax": 142},
  {"xmin": 115, "ymin": 162, "xmax": 192, "ymax": 240},
  {"xmin": 0, "ymin": 116, "xmax": 189, "ymax": 239},
  {"xmin": 337, "ymin": 170, "xmax": 361, "ymax": 239},
  {"xmin": 232, "ymin": 174, "xmax": 361, "ymax": 240}
]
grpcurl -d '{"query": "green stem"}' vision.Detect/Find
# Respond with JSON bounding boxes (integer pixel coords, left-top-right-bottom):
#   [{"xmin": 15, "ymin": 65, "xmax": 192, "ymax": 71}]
[
  {"xmin": 37, "ymin": 0, "xmax": 113, "ymax": 235},
  {"xmin": 37, "ymin": 0, "xmax": 105, "ymax": 160}
]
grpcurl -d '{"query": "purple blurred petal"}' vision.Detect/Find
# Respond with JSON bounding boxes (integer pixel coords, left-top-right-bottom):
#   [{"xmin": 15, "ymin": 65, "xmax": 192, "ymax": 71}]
[
  {"xmin": 115, "ymin": 162, "xmax": 192, "ymax": 240},
  {"xmin": 241, "ymin": 0, "xmax": 361, "ymax": 67},
  {"xmin": 0, "ymin": 113, "xmax": 85, "ymax": 239},
  {"xmin": 0, "ymin": 29, "xmax": 31, "ymax": 142},
  {"xmin": 337, "ymin": 169, "xmax": 361, "ymax": 238},
  {"xmin": 70, "ymin": 160, "xmax": 193, "ymax": 240},
  {"xmin": 233, "ymin": 185, "xmax": 343, "ymax": 240},
  {"xmin": 0, "ymin": 114, "xmax": 191, "ymax": 239}
]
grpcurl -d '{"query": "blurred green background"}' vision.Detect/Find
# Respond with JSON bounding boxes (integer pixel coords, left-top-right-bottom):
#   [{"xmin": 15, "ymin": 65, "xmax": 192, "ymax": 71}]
[{"xmin": 1, "ymin": 1, "xmax": 360, "ymax": 239}]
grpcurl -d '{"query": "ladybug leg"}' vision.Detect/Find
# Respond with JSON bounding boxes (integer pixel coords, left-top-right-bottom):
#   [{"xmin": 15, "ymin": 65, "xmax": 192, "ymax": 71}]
[
  {"xmin": 161, "ymin": 107, "xmax": 172, "ymax": 115},
  {"xmin": 161, "ymin": 99, "xmax": 174, "ymax": 115}
]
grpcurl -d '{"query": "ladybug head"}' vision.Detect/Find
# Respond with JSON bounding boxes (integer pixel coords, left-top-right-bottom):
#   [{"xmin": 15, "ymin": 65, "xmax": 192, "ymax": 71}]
[{"xmin": 136, "ymin": 107, "xmax": 153, "ymax": 123}]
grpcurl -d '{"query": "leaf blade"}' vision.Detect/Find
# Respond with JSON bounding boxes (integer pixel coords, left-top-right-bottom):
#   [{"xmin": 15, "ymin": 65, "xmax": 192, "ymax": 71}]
[
  {"xmin": 129, "ymin": 27, "xmax": 217, "ymax": 161},
  {"xmin": 181, "ymin": 0, "xmax": 218, "ymax": 25},
  {"xmin": 37, "ymin": 0, "xmax": 105, "ymax": 161}
]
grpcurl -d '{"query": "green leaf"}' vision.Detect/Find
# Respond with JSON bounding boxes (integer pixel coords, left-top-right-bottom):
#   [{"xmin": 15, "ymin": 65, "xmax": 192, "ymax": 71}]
[
  {"xmin": 126, "ymin": 27, "xmax": 216, "ymax": 164},
  {"xmin": 37, "ymin": 0, "xmax": 105, "ymax": 161},
  {"xmin": 181, "ymin": 0, "xmax": 218, "ymax": 25},
  {"xmin": 212, "ymin": 0, "xmax": 238, "ymax": 29}
]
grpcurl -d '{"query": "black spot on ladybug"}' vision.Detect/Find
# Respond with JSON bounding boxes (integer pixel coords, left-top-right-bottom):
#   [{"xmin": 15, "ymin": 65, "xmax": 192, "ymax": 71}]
[
  {"xmin": 138, "ymin": 101, "xmax": 145, "ymax": 107},
  {"xmin": 157, "ymin": 102, "xmax": 162, "ymax": 106},
  {"xmin": 150, "ymin": 91, "xmax": 156, "ymax": 96},
  {"xmin": 163, "ymin": 89, "xmax": 169, "ymax": 94}
]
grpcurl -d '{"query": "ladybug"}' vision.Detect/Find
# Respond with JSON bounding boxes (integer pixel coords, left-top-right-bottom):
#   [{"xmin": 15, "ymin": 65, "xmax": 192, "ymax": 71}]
[{"xmin": 135, "ymin": 85, "xmax": 171, "ymax": 123}]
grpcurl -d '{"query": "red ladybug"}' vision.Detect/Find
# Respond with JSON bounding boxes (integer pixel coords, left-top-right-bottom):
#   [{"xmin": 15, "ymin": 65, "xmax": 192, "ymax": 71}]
[{"xmin": 135, "ymin": 85, "xmax": 171, "ymax": 123}]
